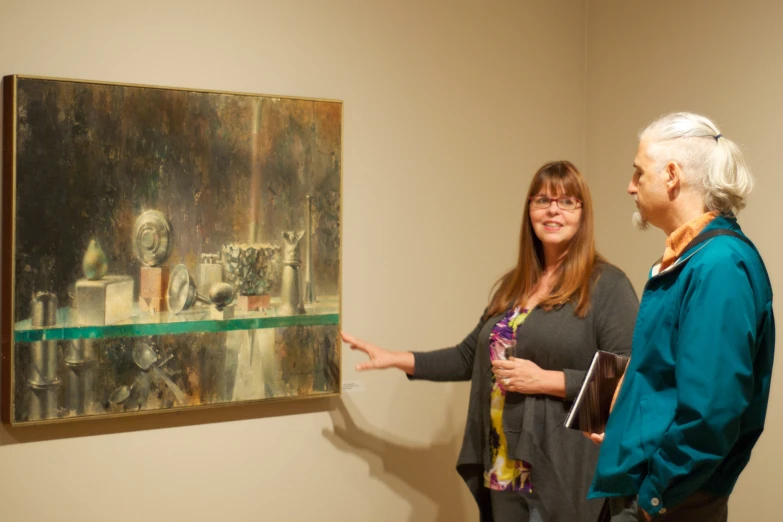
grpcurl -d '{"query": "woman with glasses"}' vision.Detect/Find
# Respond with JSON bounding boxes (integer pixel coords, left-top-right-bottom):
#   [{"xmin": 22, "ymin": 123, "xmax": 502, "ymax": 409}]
[{"xmin": 342, "ymin": 161, "xmax": 639, "ymax": 522}]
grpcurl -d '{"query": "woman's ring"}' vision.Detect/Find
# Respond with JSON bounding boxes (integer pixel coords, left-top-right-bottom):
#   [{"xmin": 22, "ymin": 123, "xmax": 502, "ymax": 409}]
[{"xmin": 503, "ymin": 378, "xmax": 510, "ymax": 386}]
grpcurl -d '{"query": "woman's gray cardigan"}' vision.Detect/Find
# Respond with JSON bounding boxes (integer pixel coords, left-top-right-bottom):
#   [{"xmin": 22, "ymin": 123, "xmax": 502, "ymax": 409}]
[{"xmin": 411, "ymin": 263, "xmax": 639, "ymax": 522}]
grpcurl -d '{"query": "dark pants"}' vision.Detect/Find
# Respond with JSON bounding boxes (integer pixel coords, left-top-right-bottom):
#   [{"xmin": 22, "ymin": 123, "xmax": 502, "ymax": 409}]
[
  {"xmin": 639, "ymin": 491, "xmax": 728, "ymax": 522},
  {"xmin": 605, "ymin": 491, "xmax": 728, "ymax": 522},
  {"xmin": 602, "ymin": 496, "xmax": 640, "ymax": 522},
  {"xmin": 489, "ymin": 489, "xmax": 547, "ymax": 522}
]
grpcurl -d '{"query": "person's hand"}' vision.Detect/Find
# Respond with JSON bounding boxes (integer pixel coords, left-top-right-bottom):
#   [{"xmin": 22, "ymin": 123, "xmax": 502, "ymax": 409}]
[
  {"xmin": 582, "ymin": 432, "xmax": 605, "ymax": 445},
  {"xmin": 341, "ymin": 331, "xmax": 398, "ymax": 371},
  {"xmin": 491, "ymin": 357, "xmax": 546, "ymax": 394}
]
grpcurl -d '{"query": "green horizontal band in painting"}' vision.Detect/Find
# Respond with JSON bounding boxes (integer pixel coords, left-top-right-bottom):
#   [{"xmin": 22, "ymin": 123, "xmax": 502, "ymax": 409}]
[{"xmin": 15, "ymin": 313, "xmax": 340, "ymax": 343}]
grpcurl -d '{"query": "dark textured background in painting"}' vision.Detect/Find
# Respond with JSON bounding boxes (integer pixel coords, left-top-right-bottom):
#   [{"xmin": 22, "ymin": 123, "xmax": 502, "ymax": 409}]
[{"xmin": 13, "ymin": 78, "xmax": 341, "ymax": 322}]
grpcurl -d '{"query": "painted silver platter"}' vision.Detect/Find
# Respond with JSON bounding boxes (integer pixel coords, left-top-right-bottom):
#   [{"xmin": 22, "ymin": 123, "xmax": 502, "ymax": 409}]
[{"xmin": 133, "ymin": 210, "xmax": 172, "ymax": 267}]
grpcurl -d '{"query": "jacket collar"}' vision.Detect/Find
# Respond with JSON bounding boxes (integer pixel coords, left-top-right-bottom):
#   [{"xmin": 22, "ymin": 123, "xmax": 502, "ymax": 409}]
[{"xmin": 648, "ymin": 214, "xmax": 743, "ymax": 279}]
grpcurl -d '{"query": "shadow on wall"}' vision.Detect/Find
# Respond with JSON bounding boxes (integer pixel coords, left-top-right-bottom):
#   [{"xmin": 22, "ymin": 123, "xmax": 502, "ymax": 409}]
[{"xmin": 324, "ymin": 396, "xmax": 473, "ymax": 522}]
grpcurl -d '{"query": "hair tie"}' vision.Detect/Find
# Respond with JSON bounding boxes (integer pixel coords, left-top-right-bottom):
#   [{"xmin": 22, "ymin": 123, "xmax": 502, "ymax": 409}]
[{"xmin": 714, "ymin": 134, "xmax": 722, "ymax": 142}]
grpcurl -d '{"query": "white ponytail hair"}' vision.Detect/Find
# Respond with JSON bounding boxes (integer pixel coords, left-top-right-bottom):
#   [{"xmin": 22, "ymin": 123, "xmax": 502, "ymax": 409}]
[{"xmin": 640, "ymin": 112, "xmax": 753, "ymax": 214}]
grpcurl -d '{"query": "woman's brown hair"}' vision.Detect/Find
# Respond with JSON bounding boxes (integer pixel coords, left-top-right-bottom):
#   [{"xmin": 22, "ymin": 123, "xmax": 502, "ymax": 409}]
[{"xmin": 486, "ymin": 160, "xmax": 602, "ymax": 318}]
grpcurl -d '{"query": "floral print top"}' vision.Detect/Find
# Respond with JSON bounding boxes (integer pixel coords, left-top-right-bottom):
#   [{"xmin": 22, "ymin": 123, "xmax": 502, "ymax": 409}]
[{"xmin": 483, "ymin": 306, "xmax": 534, "ymax": 492}]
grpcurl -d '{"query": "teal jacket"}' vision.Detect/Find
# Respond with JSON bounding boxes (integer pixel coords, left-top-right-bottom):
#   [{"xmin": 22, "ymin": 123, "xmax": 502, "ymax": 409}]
[{"xmin": 589, "ymin": 216, "xmax": 775, "ymax": 517}]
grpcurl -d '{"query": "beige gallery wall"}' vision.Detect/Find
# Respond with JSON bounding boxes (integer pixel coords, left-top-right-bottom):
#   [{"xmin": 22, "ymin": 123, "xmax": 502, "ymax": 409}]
[
  {"xmin": 585, "ymin": 1, "xmax": 783, "ymax": 520},
  {"xmin": 0, "ymin": 1, "xmax": 587, "ymax": 521}
]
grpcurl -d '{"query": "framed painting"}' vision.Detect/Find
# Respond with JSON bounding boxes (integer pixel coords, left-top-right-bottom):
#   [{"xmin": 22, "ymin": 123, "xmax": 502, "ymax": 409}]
[{"xmin": 1, "ymin": 75, "xmax": 342, "ymax": 425}]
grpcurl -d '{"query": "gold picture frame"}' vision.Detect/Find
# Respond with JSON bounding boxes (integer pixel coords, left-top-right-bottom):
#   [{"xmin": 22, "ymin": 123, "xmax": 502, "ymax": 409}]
[{"xmin": 1, "ymin": 75, "xmax": 342, "ymax": 425}]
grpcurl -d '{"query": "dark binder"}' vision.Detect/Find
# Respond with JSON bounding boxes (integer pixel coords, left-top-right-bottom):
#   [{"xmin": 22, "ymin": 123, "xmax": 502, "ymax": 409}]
[{"xmin": 564, "ymin": 350, "xmax": 629, "ymax": 433}]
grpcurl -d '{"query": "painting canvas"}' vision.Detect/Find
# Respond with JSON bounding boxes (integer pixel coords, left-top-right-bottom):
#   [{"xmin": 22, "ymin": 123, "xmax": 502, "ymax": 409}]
[{"xmin": 1, "ymin": 75, "xmax": 342, "ymax": 425}]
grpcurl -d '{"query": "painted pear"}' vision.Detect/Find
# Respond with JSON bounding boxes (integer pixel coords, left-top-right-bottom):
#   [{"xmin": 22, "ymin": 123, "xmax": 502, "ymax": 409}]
[{"xmin": 82, "ymin": 239, "xmax": 108, "ymax": 280}]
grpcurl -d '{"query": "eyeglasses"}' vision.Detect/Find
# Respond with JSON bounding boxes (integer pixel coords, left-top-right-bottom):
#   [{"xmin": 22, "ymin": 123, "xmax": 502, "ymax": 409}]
[{"xmin": 529, "ymin": 195, "xmax": 582, "ymax": 211}]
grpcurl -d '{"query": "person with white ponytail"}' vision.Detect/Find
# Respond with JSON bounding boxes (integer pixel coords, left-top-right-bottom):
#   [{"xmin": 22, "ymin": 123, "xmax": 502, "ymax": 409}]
[{"xmin": 587, "ymin": 112, "xmax": 775, "ymax": 522}]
